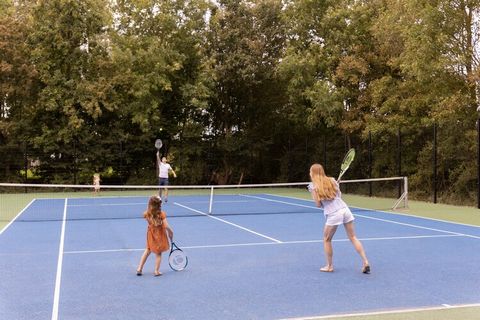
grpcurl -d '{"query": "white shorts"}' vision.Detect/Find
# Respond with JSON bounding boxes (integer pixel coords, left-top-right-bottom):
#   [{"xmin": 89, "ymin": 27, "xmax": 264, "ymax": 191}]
[{"xmin": 325, "ymin": 207, "xmax": 355, "ymax": 226}]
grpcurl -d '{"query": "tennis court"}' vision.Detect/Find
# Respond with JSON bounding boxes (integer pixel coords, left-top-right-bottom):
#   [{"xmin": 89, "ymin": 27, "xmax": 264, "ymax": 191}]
[{"xmin": 1, "ymin": 184, "xmax": 480, "ymax": 320}]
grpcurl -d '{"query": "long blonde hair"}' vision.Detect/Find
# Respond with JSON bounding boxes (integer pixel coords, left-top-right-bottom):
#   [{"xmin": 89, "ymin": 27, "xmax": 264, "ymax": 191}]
[
  {"xmin": 144, "ymin": 195, "xmax": 163, "ymax": 226},
  {"xmin": 310, "ymin": 163, "xmax": 337, "ymax": 201}
]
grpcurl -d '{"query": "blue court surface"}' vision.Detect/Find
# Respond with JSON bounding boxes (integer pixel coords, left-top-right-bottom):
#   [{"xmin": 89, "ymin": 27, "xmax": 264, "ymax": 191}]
[{"xmin": 1, "ymin": 193, "xmax": 480, "ymax": 320}]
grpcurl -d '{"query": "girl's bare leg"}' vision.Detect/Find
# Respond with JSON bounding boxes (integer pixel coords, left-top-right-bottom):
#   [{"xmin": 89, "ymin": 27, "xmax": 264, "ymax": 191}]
[
  {"xmin": 137, "ymin": 249, "xmax": 151, "ymax": 274},
  {"xmin": 154, "ymin": 254, "xmax": 162, "ymax": 276},
  {"xmin": 344, "ymin": 221, "xmax": 370, "ymax": 271},
  {"xmin": 321, "ymin": 225, "xmax": 338, "ymax": 272}
]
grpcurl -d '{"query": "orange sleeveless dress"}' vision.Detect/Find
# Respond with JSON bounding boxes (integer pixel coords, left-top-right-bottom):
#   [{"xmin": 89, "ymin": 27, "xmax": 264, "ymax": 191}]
[{"xmin": 145, "ymin": 211, "xmax": 169, "ymax": 254}]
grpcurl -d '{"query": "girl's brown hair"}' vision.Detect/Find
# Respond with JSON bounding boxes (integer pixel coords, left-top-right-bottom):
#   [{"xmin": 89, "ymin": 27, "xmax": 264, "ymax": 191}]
[
  {"xmin": 144, "ymin": 195, "xmax": 163, "ymax": 226},
  {"xmin": 310, "ymin": 163, "xmax": 337, "ymax": 201}
]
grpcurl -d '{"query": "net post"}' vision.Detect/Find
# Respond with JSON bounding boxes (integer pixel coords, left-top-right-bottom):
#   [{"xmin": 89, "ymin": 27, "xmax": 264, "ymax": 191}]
[
  {"xmin": 392, "ymin": 176, "xmax": 408, "ymax": 210},
  {"xmin": 209, "ymin": 186, "xmax": 214, "ymax": 214}
]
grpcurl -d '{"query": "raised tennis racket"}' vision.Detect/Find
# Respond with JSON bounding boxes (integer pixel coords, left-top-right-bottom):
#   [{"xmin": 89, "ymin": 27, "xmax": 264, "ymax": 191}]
[
  {"xmin": 168, "ymin": 241, "xmax": 188, "ymax": 271},
  {"xmin": 155, "ymin": 139, "xmax": 163, "ymax": 150},
  {"xmin": 337, "ymin": 148, "xmax": 355, "ymax": 182}
]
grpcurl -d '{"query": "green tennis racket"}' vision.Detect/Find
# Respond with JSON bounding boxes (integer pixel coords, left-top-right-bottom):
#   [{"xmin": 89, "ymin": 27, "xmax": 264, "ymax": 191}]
[{"xmin": 337, "ymin": 148, "xmax": 355, "ymax": 182}]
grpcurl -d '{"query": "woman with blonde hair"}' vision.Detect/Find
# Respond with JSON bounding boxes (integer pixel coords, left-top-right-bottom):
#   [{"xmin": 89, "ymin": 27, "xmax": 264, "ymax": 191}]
[
  {"xmin": 309, "ymin": 163, "xmax": 370, "ymax": 274},
  {"xmin": 136, "ymin": 195, "xmax": 174, "ymax": 276}
]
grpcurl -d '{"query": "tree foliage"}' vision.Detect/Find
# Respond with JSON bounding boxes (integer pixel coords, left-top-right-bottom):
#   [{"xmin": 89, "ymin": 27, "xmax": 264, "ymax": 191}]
[{"xmin": 1, "ymin": 0, "xmax": 480, "ymax": 204}]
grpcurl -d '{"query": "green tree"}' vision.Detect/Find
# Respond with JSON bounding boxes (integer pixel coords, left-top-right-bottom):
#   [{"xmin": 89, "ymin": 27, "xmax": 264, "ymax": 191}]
[
  {"xmin": 0, "ymin": 0, "xmax": 40, "ymax": 182},
  {"xmin": 109, "ymin": 0, "xmax": 212, "ymax": 184},
  {"xmin": 206, "ymin": 0, "xmax": 289, "ymax": 183},
  {"xmin": 368, "ymin": 0, "xmax": 480, "ymax": 203},
  {"xmin": 22, "ymin": 0, "xmax": 114, "ymax": 183},
  {"xmin": 279, "ymin": 0, "xmax": 366, "ymax": 177}
]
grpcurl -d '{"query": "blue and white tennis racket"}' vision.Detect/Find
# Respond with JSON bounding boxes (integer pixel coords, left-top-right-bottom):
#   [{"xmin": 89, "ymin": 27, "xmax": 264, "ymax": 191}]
[{"xmin": 168, "ymin": 241, "xmax": 188, "ymax": 271}]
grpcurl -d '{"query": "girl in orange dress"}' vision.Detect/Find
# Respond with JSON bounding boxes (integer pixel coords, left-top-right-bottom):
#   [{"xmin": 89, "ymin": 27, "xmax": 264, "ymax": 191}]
[{"xmin": 136, "ymin": 195, "xmax": 174, "ymax": 276}]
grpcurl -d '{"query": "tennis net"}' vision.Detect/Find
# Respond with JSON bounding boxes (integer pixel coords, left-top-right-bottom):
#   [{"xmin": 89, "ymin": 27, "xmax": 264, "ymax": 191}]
[{"xmin": 0, "ymin": 177, "xmax": 408, "ymax": 223}]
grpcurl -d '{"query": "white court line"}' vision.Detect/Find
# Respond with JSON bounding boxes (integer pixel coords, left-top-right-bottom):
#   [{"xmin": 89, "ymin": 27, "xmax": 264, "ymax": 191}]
[
  {"xmin": 68, "ymin": 202, "xmax": 146, "ymax": 207},
  {"xmin": 245, "ymin": 194, "xmax": 480, "ymax": 239},
  {"xmin": 174, "ymin": 202, "xmax": 282, "ymax": 243},
  {"xmin": 241, "ymin": 194, "xmax": 319, "ymax": 210},
  {"xmin": 0, "ymin": 198, "xmax": 36, "ymax": 235},
  {"xmin": 264, "ymin": 192, "xmax": 480, "ymax": 229},
  {"xmin": 35, "ymin": 195, "xmax": 149, "ymax": 201},
  {"xmin": 280, "ymin": 303, "xmax": 480, "ymax": 320},
  {"xmin": 354, "ymin": 213, "xmax": 480, "ymax": 239},
  {"xmin": 51, "ymin": 198, "xmax": 68, "ymax": 320},
  {"xmin": 63, "ymin": 234, "xmax": 462, "ymax": 255},
  {"xmin": 173, "ymin": 200, "xmax": 254, "ymax": 204},
  {"xmin": 68, "ymin": 199, "xmax": 257, "ymax": 207}
]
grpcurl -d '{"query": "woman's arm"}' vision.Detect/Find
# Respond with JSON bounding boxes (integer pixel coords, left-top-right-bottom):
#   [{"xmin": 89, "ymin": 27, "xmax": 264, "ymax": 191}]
[{"xmin": 310, "ymin": 188, "xmax": 322, "ymax": 208}]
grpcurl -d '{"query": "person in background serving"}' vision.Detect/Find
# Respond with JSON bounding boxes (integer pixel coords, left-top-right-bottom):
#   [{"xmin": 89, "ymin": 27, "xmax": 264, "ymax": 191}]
[{"xmin": 156, "ymin": 152, "xmax": 177, "ymax": 202}]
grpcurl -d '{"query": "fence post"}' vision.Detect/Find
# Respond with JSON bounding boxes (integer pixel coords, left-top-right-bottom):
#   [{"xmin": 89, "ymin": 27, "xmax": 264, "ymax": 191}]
[
  {"xmin": 23, "ymin": 140, "xmax": 28, "ymax": 183},
  {"xmin": 323, "ymin": 134, "xmax": 327, "ymax": 172},
  {"xmin": 397, "ymin": 128, "xmax": 402, "ymax": 198},
  {"xmin": 368, "ymin": 131, "xmax": 372, "ymax": 197},
  {"xmin": 433, "ymin": 122, "xmax": 437, "ymax": 203},
  {"xmin": 477, "ymin": 116, "xmax": 480, "ymax": 209},
  {"xmin": 73, "ymin": 138, "xmax": 77, "ymax": 185},
  {"xmin": 23, "ymin": 140, "xmax": 28, "ymax": 193}
]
